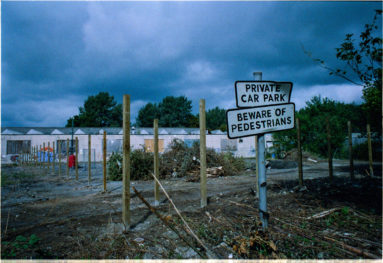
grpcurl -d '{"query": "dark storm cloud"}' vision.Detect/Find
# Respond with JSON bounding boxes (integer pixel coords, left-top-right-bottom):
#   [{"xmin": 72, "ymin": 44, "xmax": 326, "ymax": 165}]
[{"xmin": 2, "ymin": 1, "xmax": 381, "ymax": 126}]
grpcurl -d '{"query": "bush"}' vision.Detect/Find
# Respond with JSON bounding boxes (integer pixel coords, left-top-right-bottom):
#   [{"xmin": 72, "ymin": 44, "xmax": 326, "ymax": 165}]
[
  {"xmin": 130, "ymin": 148, "xmax": 153, "ymax": 180},
  {"xmin": 108, "ymin": 139, "xmax": 246, "ymax": 181},
  {"xmin": 107, "ymin": 148, "xmax": 153, "ymax": 181},
  {"xmin": 352, "ymin": 141, "xmax": 382, "ymax": 161},
  {"xmin": 107, "ymin": 152, "xmax": 123, "ymax": 181}
]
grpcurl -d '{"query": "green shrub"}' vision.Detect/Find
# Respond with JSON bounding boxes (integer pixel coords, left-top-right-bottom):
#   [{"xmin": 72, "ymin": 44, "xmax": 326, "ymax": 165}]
[
  {"xmin": 107, "ymin": 152, "xmax": 123, "ymax": 181},
  {"xmin": 107, "ymin": 148, "xmax": 153, "ymax": 181},
  {"xmin": 130, "ymin": 148, "xmax": 153, "ymax": 180},
  {"xmin": 352, "ymin": 140, "xmax": 382, "ymax": 161}
]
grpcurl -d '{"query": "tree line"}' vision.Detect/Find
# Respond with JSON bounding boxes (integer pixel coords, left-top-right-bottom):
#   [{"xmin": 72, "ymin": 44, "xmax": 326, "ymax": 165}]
[{"xmin": 66, "ymin": 92, "xmax": 227, "ymax": 132}]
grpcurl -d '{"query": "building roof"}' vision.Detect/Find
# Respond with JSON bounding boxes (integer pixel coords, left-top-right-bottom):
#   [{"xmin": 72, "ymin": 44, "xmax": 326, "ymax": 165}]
[{"xmin": 1, "ymin": 127, "xmax": 215, "ymax": 135}]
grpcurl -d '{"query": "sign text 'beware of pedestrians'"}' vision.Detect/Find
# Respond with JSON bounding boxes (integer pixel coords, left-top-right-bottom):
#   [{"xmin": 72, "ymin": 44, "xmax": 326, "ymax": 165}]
[{"xmin": 226, "ymin": 103, "xmax": 295, "ymax": 139}]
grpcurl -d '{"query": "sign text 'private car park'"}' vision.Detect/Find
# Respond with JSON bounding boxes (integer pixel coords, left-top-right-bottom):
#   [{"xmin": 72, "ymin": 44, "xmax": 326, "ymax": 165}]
[
  {"xmin": 235, "ymin": 81, "xmax": 292, "ymax": 108},
  {"xmin": 227, "ymin": 80, "xmax": 295, "ymax": 139}
]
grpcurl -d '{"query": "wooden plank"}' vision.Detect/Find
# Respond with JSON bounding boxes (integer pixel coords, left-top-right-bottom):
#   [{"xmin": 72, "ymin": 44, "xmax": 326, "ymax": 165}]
[
  {"xmin": 199, "ymin": 99, "xmax": 207, "ymax": 208},
  {"xmin": 103, "ymin": 131, "xmax": 107, "ymax": 191},
  {"xmin": 88, "ymin": 134, "xmax": 91, "ymax": 184},
  {"xmin": 154, "ymin": 119, "xmax": 160, "ymax": 206},
  {"xmin": 122, "ymin": 94, "xmax": 131, "ymax": 227}
]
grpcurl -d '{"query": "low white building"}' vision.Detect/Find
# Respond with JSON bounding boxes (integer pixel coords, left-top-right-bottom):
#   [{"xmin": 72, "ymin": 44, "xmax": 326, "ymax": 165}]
[{"xmin": 1, "ymin": 127, "xmax": 267, "ymax": 163}]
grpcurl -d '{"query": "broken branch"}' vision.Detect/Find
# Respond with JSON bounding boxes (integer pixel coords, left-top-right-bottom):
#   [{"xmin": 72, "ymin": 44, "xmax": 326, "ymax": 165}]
[
  {"xmin": 306, "ymin": 207, "xmax": 341, "ymax": 220},
  {"xmin": 132, "ymin": 186, "xmax": 207, "ymax": 259},
  {"xmin": 150, "ymin": 173, "xmax": 217, "ymax": 258}
]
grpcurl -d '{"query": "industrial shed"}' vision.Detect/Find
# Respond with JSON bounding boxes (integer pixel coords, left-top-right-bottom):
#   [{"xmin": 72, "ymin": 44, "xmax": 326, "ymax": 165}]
[{"xmin": 1, "ymin": 127, "xmax": 270, "ymax": 163}]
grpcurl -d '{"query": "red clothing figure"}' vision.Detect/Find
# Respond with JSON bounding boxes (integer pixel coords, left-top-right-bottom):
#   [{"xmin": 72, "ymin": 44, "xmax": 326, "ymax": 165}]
[{"xmin": 69, "ymin": 154, "xmax": 76, "ymax": 168}]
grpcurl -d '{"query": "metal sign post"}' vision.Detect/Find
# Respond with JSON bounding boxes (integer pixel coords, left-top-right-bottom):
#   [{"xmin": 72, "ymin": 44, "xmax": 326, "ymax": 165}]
[
  {"xmin": 254, "ymin": 72, "xmax": 268, "ymax": 230},
  {"xmin": 226, "ymin": 72, "xmax": 295, "ymax": 230}
]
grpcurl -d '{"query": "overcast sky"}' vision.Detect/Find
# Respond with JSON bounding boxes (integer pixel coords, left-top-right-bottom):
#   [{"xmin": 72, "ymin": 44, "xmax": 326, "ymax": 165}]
[{"xmin": 2, "ymin": 1, "xmax": 381, "ymax": 127}]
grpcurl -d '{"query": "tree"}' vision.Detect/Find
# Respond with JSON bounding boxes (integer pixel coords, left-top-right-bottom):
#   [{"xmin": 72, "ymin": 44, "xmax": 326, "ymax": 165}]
[
  {"xmin": 273, "ymin": 96, "xmax": 365, "ymax": 158},
  {"xmin": 206, "ymin": 107, "xmax": 227, "ymax": 131},
  {"xmin": 66, "ymin": 92, "xmax": 122, "ymax": 127},
  {"xmin": 136, "ymin": 103, "xmax": 159, "ymax": 127},
  {"xmin": 136, "ymin": 96, "xmax": 194, "ymax": 128},
  {"xmin": 304, "ymin": 10, "xmax": 382, "ymax": 131},
  {"xmin": 158, "ymin": 96, "xmax": 193, "ymax": 127}
]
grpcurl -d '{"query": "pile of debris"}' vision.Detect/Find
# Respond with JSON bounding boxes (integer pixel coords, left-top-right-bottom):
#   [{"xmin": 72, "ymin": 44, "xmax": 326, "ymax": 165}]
[
  {"xmin": 283, "ymin": 149, "xmax": 322, "ymax": 163},
  {"xmin": 186, "ymin": 166, "xmax": 224, "ymax": 182}
]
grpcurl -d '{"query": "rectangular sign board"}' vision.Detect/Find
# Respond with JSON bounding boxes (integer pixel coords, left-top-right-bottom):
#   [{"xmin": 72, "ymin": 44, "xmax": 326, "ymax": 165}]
[
  {"xmin": 226, "ymin": 103, "xmax": 295, "ymax": 139},
  {"xmin": 235, "ymin": 81, "xmax": 293, "ymax": 108}
]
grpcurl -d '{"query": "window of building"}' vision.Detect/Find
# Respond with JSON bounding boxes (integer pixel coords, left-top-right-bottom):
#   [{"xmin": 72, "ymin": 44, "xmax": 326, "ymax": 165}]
[
  {"xmin": 6, "ymin": 140, "xmax": 31, "ymax": 154},
  {"xmin": 106, "ymin": 139, "xmax": 123, "ymax": 154},
  {"xmin": 184, "ymin": 139, "xmax": 199, "ymax": 148}
]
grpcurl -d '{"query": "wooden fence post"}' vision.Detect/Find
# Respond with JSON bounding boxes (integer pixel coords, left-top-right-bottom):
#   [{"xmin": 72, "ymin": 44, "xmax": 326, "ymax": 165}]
[
  {"xmin": 122, "ymin": 94, "xmax": 131, "ymax": 227},
  {"xmin": 326, "ymin": 118, "xmax": 333, "ymax": 181},
  {"xmin": 31, "ymin": 146, "xmax": 34, "ymax": 166},
  {"xmin": 39, "ymin": 145, "xmax": 42, "ymax": 169},
  {"xmin": 66, "ymin": 139, "xmax": 69, "ymax": 177},
  {"xmin": 367, "ymin": 124, "xmax": 374, "ymax": 177},
  {"xmin": 103, "ymin": 131, "xmax": 107, "ymax": 191},
  {"xmin": 48, "ymin": 142, "xmax": 51, "ymax": 172},
  {"xmin": 348, "ymin": 121, "xmax": 354, "ymax": 179},
  {"xmin": 200, "ymin": 99, "xmax": 207, "ymax": 208},
  {"xmin": 52, "ymin": 141, "xmax": 55, "ymax": 173},
  {"xmin": 154, "ymin": 119, "xmax": 160, "ymax": 206},
  {"xmin": 75, "ymin": 137, "xmax": 79, "ymax": 180},
  {"xmin": 35, "ymin": 146, "xmax": 37, "ymax": 167},
  {"xmin": 296, "ymin": 118, "xmax": 303, "ymax": 186},
  {"xmin": 43, "ymin": 142, "xmax": 46, "ymax": 171},
  {"xmin": 58, "ymin": 141, "xmax": 61, "ymax": 176},
  {"xmin": 88, "ymin": 134, "xmax": 91, "ymax": 184}
]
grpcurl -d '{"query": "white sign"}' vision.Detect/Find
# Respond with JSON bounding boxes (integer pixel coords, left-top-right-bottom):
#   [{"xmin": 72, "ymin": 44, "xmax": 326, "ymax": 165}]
[
  {"xmin": 235, "ymin": 81, "xmax": 292, "ymax": 108},
  {"xmin": 226, "ymin": 103, "xmax": 295, "ymax": 139}
]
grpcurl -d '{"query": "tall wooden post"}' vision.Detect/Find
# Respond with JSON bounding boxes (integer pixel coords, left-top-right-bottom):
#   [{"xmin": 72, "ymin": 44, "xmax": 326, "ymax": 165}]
[
  {"xmin": 154, "ymin": 119, "xmax": 160, "ymax": 206},
  {"xmin": 66, "ymin": 139, "xmax": 69, "ymax": 177},
  {"xmin": 367, "ymin": 124, "xmax": 374, "ymax": 177},
  {"xmin": 43, "ymin": 142, "xmax": 46, "ymax": 171},
  {"xmin": 47, "ymin": 142, "xmax": 51, "ymax": 172},
  {"xmin": 122, "ymin": 94, "xmax": 131, "ymax": 227},
  {"xmin": 52, "ymin": 141, "xmax": 55, "ymax": 173},
  {"xmin": 32, "ymin": 146, "xmax": 34, "ymax": 166},
  {"xmin": 39, "ymin": 145, "xmax": 42, "ymax": 169},
  {"xmin": 75, "ymin": 137, "xmax": 79, "ymax": 180},
  {"xmin": 58, "ymin": 141, "xmax": 62, "ymax": 176},
  {"xmin": 254, "ymin": 135, "xmax": 259, "ymax": 198},
  {"xmin": 103, "ymin": 131, "xmax": 107, "ymax": 191},
  {"xmin": 347, "ymin": 121, "xmax": 354, "ymax": 179},
  {"xmin": 326, "ymin": 118, "xmax": 333, "ymax": 180},
  {"xmin": 199, "ymin": 99, "xmax": 207, "ymax": 208},
  {"xmin": 296, "ymin": 118, "xmax": 303, "ymax": 186},
  {"xmin": 88, "ymin": 134, "xmax": 91, "ymax": 184},
  {"xmin": 34, "ymin": 146, "xmax": 37, "ymax": 167}
]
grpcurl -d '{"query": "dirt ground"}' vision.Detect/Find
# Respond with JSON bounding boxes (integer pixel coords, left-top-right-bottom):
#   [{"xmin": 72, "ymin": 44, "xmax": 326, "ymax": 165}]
[{"xmin": 1, "ymin": 159, "xmax": 382, "ymax": 259}]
